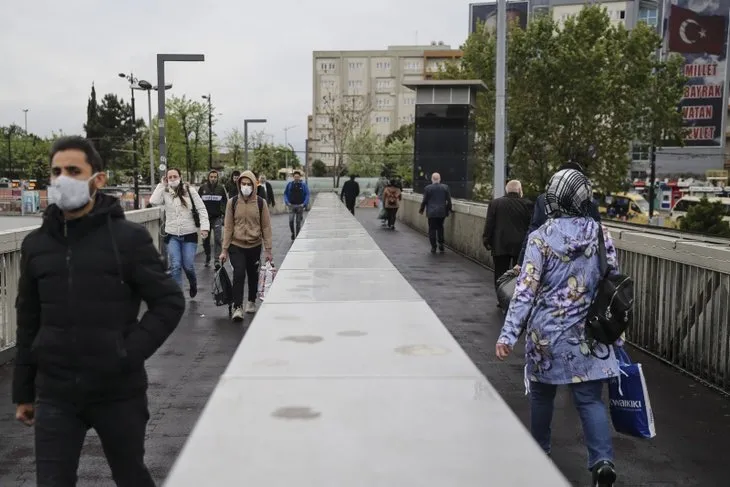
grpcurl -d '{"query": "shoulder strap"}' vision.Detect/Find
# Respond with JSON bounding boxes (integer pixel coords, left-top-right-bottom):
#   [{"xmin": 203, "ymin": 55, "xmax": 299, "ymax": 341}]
[
  {"xmin": 596, "ymin": 225, "xmax": 608, "ymax": 278},
  {"xmin": 231, "ymin": 195, "xmax": 239, "ymax": 219}
]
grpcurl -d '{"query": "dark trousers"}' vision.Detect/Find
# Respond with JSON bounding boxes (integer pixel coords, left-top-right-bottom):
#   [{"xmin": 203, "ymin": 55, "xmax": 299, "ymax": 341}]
[
  {"xmin": 385, "ymin": 208, "xmax": 398, "ymax": 227},
  {"xmin": 34, "ymin": 395, "xmax": 154, "ymax": 487},
  {"xmin": 345, "ymin": 199, "xmax": 356, "ymax": 215},
  {"xmin": 289, "ymin": 206, "xmax": 304, "ymax": 236},
  {"xmin": 428, "ymin": 217, "xmax": 445, "ymax": 250},
  {"xmin": 493, "ymin": 254, "xmax": 518, "ymax": 290},
  {"xmin": 229, "ymin": 244, "xmax": 261, "ymax": 307},
  {"xmin": 202, "ymin": 216, "xmax": 222, "ymax": 263}
]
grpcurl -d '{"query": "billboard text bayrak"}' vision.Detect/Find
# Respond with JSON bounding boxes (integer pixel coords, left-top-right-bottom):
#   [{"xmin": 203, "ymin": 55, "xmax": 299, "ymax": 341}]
[{"xmin": 665, "ymin": 0, "xmax": 730, "ymax": 147}]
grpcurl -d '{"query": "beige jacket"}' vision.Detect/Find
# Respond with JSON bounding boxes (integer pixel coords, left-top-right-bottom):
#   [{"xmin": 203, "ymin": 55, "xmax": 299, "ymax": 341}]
[{"xmin": 222, "ymin": 194, "xmax": 273, "ymax": 251}]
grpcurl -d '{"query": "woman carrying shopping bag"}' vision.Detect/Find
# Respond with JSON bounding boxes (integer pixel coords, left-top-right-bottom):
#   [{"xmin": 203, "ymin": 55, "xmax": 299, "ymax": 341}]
[
  {"xmin": 494, "ymin": 168, "xmax": 623, "ymax": 487},
  {"xmin": 219, "ymin": 170, "xmax": 273, "ymax": 322},
  {"xmin": 150, "ymin": 167, "xmax": 209, "ymax": 298},
  {"xmin": 382, "ymin": 178, "xmax": 402, "ymax": 230}
]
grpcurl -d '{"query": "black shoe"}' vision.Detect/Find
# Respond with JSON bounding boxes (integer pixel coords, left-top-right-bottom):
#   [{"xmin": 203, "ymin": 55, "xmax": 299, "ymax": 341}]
[
  {"xmin": 204, "ymin": 260, "xmax": 210, "ymax": 268},
  {"xmin": 591, "ymin": 461, "xmax": 616, "ymax": 487},
  {"xmin": 214, "ymin": 261, "xmax": 221, "ymax": 270},
  {"xmin": 291, "ymin": 234, "xmax": 295, "ymax": 240},
  {"xmin": 439, "ymin": 246, "xmax": 445, "ymax": 254},
  {"xmin": 189, "ymin": 283, "xmax": 198, "ymax": 299},
  {"xmin": 430, "ymin": 247, "xmax": 437, "ymax": 254}
]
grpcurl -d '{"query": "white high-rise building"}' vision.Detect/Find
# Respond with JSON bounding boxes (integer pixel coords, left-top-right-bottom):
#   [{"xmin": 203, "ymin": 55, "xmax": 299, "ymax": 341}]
[{"xmin": 309, "ymin": 44, "xmax": 462, "ymax": 168}]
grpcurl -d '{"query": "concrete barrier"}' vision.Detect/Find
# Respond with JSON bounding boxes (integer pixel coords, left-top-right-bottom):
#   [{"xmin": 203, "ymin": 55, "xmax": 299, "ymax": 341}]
[{"xmin": 164, "ymin": 193, "xmax": 569, "ymax": 486}]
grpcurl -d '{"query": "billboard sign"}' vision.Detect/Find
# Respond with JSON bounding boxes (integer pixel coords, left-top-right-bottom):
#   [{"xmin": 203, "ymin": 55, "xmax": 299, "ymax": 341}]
[
  {"xmin": 664, "ymin": 0, "xmax": 730, "ymax": 147},
  {"xmin": 469, "ymin": 2, "xmax": 529, "ymax": 35}
]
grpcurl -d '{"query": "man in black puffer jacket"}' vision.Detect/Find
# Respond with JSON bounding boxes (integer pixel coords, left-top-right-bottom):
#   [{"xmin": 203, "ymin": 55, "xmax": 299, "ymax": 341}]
[{"xmin": 12, "ymin": 136, "xmax": 185, "ymax": 487}]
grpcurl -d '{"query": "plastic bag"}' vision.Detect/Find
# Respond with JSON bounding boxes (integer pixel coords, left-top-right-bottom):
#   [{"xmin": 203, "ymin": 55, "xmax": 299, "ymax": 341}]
[
  {"xmin": 496, "ymin": 268, "xmax": 519, "ymax": 311},
  {"xmin": 257, "ymin": 261, "xmax": 278, "ymax": 302},
  {"xmin": 608, "ymin": 347, "xmax": 657, "ymax": 439}
]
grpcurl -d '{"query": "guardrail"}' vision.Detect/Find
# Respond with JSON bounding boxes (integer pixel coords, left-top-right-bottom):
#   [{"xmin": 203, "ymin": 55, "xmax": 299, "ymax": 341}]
[
  {"xmin": 397, "ymin": 193, "xmax": 730, "ymax": 394},
  {"xmin": 0, "ymin": 208, "xmax": 162, "ymax": 363},
  {"xmin": 164, "ymin": 193, "xmax": 570, "ymax": 486}
]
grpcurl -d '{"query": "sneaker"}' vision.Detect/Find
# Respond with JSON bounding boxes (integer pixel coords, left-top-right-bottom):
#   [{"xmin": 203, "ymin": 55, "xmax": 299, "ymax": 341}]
[
  {"xmin": 430, "ymin": 247, "xmax": 437, "ymax": 254},
  {"xmin": 189, "ymin": 283, "xmax": 198, "ymax": 298},
  {"xmin": 439, "ymin": 246, "xmax": 445, "ymax": 254},
  {"xmin": 244, "ymin": 301, "xmax": 257, "ymax": 314},
  {"xmin": 232, "ymin": 306, "xmax": 244, "ymax": 322},
  {"xmin": 291, "ymin": 233, "xmax": 296, "ymax": 241},
  {"xmin": 591, "ymin": 461, "xmax": 617, "ymax": 487}
]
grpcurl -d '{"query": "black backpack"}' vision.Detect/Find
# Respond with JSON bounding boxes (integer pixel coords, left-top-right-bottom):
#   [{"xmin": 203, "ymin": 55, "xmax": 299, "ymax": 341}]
[{"xmin": 586, "ymin": 227, "xmax": 634, "ymax": 358}]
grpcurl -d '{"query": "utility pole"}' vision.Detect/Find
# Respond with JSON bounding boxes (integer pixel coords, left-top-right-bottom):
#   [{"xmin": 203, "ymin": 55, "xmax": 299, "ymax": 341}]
[
  {"xmin": 22, "ymin": 109, "xmax": 28, "ymax": 133},
  {"xmin": 283, "ymin": 125, "xmax": 296, "ymax": 169},
  {"xmin": 493, "ymin": 0, "xmax": 507, "ymax": 199},
  {"xmin": 648, "ymin": 144, "xmax": 657, "ymax": 220},
  {"xmin": 118, "ymin": 72, "xmax": 140, "ymax": 209},
  {"xmin": 202, "ymin": 94, "xmax": 213, "ymax": 169},
  {"xmin": 6, "ymin": 127, "xmax": 12, "ymax": 178}
]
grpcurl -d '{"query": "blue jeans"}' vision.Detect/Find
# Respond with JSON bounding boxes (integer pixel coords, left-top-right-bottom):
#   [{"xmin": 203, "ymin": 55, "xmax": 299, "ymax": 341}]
[
  {"xmin": 530, "ymin": 380, "xmax": 613, "ymax": 469},
  {"xmin": 167, "ymin": 235, "xmax": 198, "ymax": 290}
]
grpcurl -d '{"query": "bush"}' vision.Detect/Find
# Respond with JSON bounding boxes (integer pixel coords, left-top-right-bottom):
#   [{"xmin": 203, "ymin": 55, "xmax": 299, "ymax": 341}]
[{"xmin": 679, "ymin": 198, "xmax": 730, "ymax": 237}]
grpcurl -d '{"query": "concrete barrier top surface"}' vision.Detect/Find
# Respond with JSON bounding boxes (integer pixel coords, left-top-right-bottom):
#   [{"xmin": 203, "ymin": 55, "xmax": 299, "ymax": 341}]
[{"xmin": 164, "ymin": 193, "xmax": 569, "ymax": 487}]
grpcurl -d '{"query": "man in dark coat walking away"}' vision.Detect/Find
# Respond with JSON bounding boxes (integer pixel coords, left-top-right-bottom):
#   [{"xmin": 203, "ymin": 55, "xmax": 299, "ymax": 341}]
[
  {"xmin": 12, "ymin": 136, "xmax": 186, "ymax": 487},
  {"xmin": 483, "ymin": 180, "xmax": 533, "ymax": 294},
  {"xmin": 340, "ymin": 175, "xmax": 360, "ymax": 215},
  {"xmin": 419, "ymin": 172, "xmax": 452, "ymax": 254},
  {"xmin": 198, "ymin": 169, "xmax": 228, "ymax": 269},
  {"xmin": 517, "ymin": 162, "xmax": 601, "ymax": 266}
]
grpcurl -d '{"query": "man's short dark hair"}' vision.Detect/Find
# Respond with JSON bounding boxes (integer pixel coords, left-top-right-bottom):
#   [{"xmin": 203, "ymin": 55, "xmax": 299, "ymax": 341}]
[
  {"xmin": 231, "ymin": 170, "xmax": 241, "ymax": 177},
  {"xmin": 49, "ymin": 136, "xmax": 104, "ymax": 173},
  {"xmin": 208, "ymin": 169, "xmax": 218, "ymax": 176},
  {"xmin": 560, "ymin": 162, "xmax": 584, "ymax": 174},
  {"xmin": 293, "ymin": 170, "xmax": 301, "ymax": 176}
]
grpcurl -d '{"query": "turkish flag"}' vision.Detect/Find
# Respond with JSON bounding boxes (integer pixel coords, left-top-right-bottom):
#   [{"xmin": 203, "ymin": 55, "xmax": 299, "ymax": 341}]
[{"xmin": 667, "ymin": 5, "xmax": 726, "ymax": 56}]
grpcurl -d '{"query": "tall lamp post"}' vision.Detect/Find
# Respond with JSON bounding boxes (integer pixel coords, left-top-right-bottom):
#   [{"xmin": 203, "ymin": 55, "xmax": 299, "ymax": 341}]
[
  {"xmin": 243, "ymin": 118, "xmax": 267, "ymax": 171},
  {"xmin": 136, "ymin": 80, "xmax": 173, "ymax": 186},
  {"xmin": 118, "ymin": 72, "xmax": 141, "ymax": 209},
  {"xmin": 22, "ymin": 109, "xmax": 29, "ymax": 133},
  {"xmin": 283, "ymin": 125, "xmax": 296, "ymax": 169},
  {"xmin": 202, "ymin": 94, "xmax": 213, "ymax": 169}
]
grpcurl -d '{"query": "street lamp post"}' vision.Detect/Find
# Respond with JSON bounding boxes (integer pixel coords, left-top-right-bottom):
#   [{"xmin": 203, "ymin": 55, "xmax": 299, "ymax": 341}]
[
  {"xmin": 119, "ymin": 72, "xmax": 140, "ymax": 209},
  {"xmin": 202, "ymin": 94, "xmax": 213, "ymax": 169},
  {"xmin": 283, "ymin": 125, "xmax": 296, "ymax": 169},
  {"xmin": 156, "ymin": 54, "xmax": 205, "ymax": 179},
  {"xmin": 493, "ymin": 0, "xmax": 508, "ymax": 199},
  {"xmin": 243, "ymin": 118, "xmax": 267, "ymax": 171},
  {"xmin": 22, "ymin": 109, "xmax": 28, "ymax": 133},
  {"xmin": 136, "ymin": 80, "xmax": 173, "ymax": 186}
]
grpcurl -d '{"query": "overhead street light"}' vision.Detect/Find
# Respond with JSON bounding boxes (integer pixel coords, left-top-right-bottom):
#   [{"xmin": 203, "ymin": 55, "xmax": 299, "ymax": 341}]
[
  {"xmin": 243, "ymin": 118, "xmax": 267, "ymax": 171},
  {"xmin": 118, "ymin": 72, "xmax": 141, "ymax": 209}
]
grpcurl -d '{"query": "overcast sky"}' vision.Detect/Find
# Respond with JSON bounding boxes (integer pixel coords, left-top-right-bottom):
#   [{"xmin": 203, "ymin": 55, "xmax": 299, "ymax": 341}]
[{"xmin": 0, "ymin": 0, "xmax": 477, "ymax": 155}]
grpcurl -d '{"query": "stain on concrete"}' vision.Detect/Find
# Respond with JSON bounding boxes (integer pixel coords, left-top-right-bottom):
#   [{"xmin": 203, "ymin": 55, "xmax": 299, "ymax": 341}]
[
  {"xmin": 273, "ymin": 314, "xmax": 301, "ymax": 321},
  {"xmin": 394, "ymin": 344, "xmax": 450, "ymax": 356},
  {"xmin": 271, "ymin": 406, "xmax": 322, "ymax": 420},
  {"xmin": 337, "ymin": 330, "xmax": 368, "ymax": 337},
  {"xmin": 252, "ymin": 359, "xmax": 290, "ymax": 367},
  {"xmin": 280, "ymin": 335, "xmax": 324, "ymax": 344}
]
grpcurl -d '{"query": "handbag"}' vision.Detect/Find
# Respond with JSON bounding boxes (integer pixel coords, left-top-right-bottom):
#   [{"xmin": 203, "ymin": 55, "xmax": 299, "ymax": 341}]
[
  {"xmin": 585, "ymin": 227, "xmax": 634, "ymax": 357},
  {"xmin": 186, "ymin": 184, "xmax": 201, "ymax": 228},
  {"xmin": 608, "ymin": 347, "xmax": 656, "ymax": 438},
  {"xmin": 496, "ymin": 268, "xmax": 518, "ymax": 311}
]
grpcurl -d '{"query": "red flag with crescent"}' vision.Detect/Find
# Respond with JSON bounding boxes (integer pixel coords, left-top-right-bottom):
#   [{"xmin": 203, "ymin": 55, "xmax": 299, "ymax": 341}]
[{"xmin": 667, "ymin": 5, "xmax": 726, "ymax": 56}]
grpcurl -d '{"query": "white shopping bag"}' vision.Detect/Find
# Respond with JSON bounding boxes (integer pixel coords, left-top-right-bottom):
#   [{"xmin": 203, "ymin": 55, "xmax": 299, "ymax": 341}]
[{"xmin": 257, "ymin": 261, "xmax": 278, "ymax": 301}]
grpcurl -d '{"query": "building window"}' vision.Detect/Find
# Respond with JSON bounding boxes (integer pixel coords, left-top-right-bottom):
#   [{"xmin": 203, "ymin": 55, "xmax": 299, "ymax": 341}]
[
  {"xmin": 404, "ymin": 60, "xmax": 422, "ymax": 71},
  {"xmin": 376, "ymin": 97, "xmax": 393, "ymax": 108},
  {"xmin": 376, "ymin": 79, "xmax": 394, "ymax": 90},
  {"xmin": 403, "ymin": 96, "xmax": 416, "ymax": 106},
  {"xmin": 319, "ymin": 62, "xmax": 335, "ymax": 71},
  {"xmin": 632, "ymin": 143, "xmax": 650, "ymax": 162},
  {"xmin": 348, "ymin": 80, "xmax": 363, "ymax": 88},
  {"xmin": 638, "ymin": 7, "xmax": 658, "ymax": 27},
  {"xmin": 375, "ymin": 115, "xmax": 391, "ymax": 124},
  {"xmin": 348, "ymin": 61, "xmax": 364, "ymax": 70},
  {"xmin": 376, "ymin": 61, "xmax": 391, "ymax": 70}
]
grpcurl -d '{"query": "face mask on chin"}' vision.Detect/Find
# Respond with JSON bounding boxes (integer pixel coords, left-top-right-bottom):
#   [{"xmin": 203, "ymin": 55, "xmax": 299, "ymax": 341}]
[{"xmin": 48, "ymin": 173, "xmax": 99, "ymax": 212}]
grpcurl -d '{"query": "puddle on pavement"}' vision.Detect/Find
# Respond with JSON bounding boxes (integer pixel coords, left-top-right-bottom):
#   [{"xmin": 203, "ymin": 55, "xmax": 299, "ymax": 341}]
[
  {"xmin": 337, "ymin": 330, "xmax": 368, "ymax": 337},
  {"xmin": 271, "ymin": 406, "xmax": 322, "ymax": 420},
  {"xmin": 395, "ymin": 344, "xmax": 450, "ymax": 356},
  {"xmin": 280, "ymin": 335, "xmax": 324, "ymax": 344}
]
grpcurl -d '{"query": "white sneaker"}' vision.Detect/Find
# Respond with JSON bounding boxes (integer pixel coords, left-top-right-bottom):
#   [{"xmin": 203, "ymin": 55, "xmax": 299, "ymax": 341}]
[
  {"xmin": 244, "ymin": 301, "xmax": 257, "ymax": 314},
  {"xmin": 232, "ymin": 307, "xmax": 244, "ymax": 322}
]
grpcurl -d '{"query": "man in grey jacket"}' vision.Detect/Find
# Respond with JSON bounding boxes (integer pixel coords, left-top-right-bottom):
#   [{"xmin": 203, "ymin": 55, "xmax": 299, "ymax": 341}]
[{"xmin": 419, "ymin": 172, "xmax": 452, "ymax": 254}]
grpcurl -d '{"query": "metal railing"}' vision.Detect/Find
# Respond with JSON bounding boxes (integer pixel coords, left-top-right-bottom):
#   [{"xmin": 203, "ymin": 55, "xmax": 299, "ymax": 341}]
[
  {"xmin": 0, "ymin": 208, "xmax": 162, "ymax": 359},
  {"xmin": 398, "ymin": 193, "xmax": 730, "ymax": 393}
]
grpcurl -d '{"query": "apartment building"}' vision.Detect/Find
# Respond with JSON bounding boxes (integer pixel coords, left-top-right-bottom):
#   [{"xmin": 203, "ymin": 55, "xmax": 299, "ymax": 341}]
[{"xmin": 309, "ymin": 44, "xmax": 462, "ymax": 167}]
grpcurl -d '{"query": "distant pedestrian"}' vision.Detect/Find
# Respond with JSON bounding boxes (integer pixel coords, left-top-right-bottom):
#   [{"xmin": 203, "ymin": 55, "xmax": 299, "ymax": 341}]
[
  {"xmin": 13, "ymin": 136, "xmax": 185, "ymax": 487},
  {"xmin": 150, "ymin": 168, "xmax": 210, "ymax": 297},
  {"xmin": 257, "ymin": 174, "xmax": 276, "ymax": 207},
  {"xmin": 283, "ymin": 170, "xmax": 310, "ymax": 240},
  {"xmin": 225, "ymin": 170, "xmax": 241, "ymax": 198},
  {"xmin": 483, "ymin": 180, "xmax": 533, "ymax": 294},
  {"xmin": 340, "ymin": 175, "xmax": 360, "ymax": 215},
  {"xmin": 374, "ymin": 172, "xmax": 389, "ymax": 226},
  {"xmin": 382, "ymin": 178, "xmax": 402, "ymax": 229},
  {"xmin": 198, "ymin": 169, "xmax": 228, "ymax": 269},
  {"xmin": 419, "ymin": 172, "xmax": 452, "ymax": 253}
]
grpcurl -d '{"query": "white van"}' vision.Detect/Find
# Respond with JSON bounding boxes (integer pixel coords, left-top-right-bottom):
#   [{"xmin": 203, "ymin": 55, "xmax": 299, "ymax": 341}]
[{"xmin": 669, "ymin": 196, "xmax": 730, "ymax": 223}]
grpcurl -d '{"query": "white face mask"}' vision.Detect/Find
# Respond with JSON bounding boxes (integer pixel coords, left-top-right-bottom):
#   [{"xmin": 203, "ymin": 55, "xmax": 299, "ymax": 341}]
[
  {"xmin": 169, "ymin": 179, "xmax": 180, "ymax": 189},
  {"xmin": 48, "ymin": 173, "xmax": 98, "ymax": 211},
  {"xmin": 240, "ymin": 185, "xmax": 253, "ymax": 197}
]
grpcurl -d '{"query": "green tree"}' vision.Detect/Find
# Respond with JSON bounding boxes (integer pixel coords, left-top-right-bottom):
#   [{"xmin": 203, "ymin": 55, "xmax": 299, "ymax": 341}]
[
  {"xmin": 165, "ymin": 96, "xmax": 212, "ymax": 182},
  {"xmin": 383, "ymin": 138, "xmax": 414, "ymax": 186},
  {"xmin": 311, "ymin": 159, "xmax": 327, "ymax": 177},
  {"xmin": 345, "ymin": 129, "xmax": 382, "ymax": 177},
  {"xmin": 0, "ymin": 127, "xmax": 53, "ymax": 181},
  {"xmin": 437, "ymin": 5, "xmax": 686, "ymax": 196},
  {"xmin": 250, "ymin": 144, "xmax": 280, "ymax": 180},
  {"xmin": 679, "ymin": 198, "xmax": 730, "ymax": 237},
  {"xmin": 224, "ymin": 128, "xmax": 245, "ymax": 166},
  {"xmin": 384, "ymin": 123, "xmax": 414, "ymax": 146}
]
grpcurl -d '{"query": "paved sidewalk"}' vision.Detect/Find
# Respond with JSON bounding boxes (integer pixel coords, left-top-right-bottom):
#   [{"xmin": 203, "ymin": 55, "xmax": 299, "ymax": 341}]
[
  {"xmin": 0, "ymin": 214, "xmax": 293, "ymax": 487},
  {"xmin": 357, "ymin": 208, "xmax": 730, "ymax": 487}
]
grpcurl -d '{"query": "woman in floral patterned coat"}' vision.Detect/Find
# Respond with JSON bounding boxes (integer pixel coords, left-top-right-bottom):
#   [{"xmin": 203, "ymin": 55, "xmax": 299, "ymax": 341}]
[{"xmin": 495, "ymin": 168, "xmax": 621, "ymax": 487}]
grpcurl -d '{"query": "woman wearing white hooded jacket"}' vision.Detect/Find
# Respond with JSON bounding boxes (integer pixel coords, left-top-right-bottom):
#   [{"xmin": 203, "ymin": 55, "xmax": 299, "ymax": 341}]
[{"xmin": 150, "ymin": 167, "xmax": 210, "ymax": 297}]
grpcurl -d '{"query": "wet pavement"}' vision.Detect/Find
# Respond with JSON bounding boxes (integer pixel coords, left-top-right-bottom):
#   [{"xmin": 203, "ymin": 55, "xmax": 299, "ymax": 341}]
[
  {"xmin": 0, "ymin": 214, "xmax": 293, "ymax": 487},
  {"xmin": 356, "ymin": 208, "xmax": 730, "ymax": 487}
]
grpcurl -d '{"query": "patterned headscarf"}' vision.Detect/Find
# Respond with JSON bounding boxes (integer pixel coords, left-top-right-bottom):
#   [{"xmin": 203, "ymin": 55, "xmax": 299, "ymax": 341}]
[{"xmin": 544, "ymin": 169, "xmax": 593, "ymax": 218}]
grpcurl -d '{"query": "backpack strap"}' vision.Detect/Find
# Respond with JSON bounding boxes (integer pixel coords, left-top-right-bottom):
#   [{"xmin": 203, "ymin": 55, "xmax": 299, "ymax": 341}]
[
  {"xmin": 231, "ymin": 195, "xmax": 263, "ymax": 222},
  {"xmin": 231, "ymin": 195, "xmax": 239, "ymax": 219}
]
